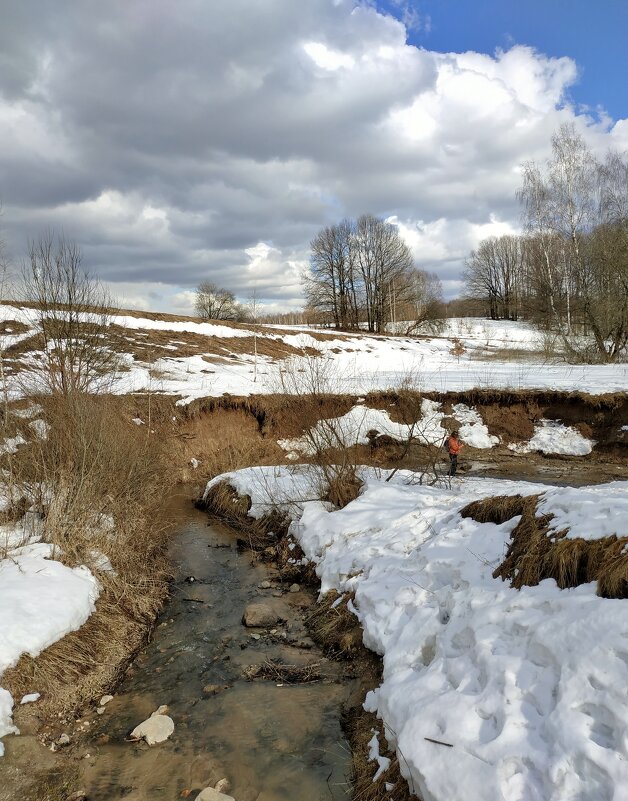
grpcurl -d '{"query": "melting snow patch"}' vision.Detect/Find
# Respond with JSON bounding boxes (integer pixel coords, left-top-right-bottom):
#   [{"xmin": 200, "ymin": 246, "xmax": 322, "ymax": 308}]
[
  {"xmin": 368, "ymin": 730, "xmax": 391, "ymax": 782},
  {"xmin": 276, "ymin": 400, "xmax": 446, "ymax": 454},
  {"xmin": 452, "ymin": 404, "xmax": 499, "ymax": 449},
  {"xmin": 0, "ymin": 434, "xmax": 26, "ymax": 455},
  {"xmin": 0, "ymin": 543, "xmax": 100, "ymax": 755},
  {"xmin": 11, "ymin": 405, "xmax": 43, "ymax": 419},
  {"xmin": 29, "ymin": 419, "xmax": 50, "ymax": 440},
  {"xmin": 508, "ymin": 419, "xmax": 594, "ymax": 456}
]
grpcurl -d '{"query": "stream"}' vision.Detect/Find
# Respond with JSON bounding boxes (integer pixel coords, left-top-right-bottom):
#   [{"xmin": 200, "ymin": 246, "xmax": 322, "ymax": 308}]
[{"xmin": 79, "ymin": 499, "xmax": 355, "ymax": 801}]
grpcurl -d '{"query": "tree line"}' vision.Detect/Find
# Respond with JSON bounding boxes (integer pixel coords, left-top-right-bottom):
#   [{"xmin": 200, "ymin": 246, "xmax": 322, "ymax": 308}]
[
  {"xmin": 464, "ymin": 124, "xmax": 628, "ymax": 362},
  {"xmin": 303, "ymin": 214, "xmax": 442, "ymax": 333}
]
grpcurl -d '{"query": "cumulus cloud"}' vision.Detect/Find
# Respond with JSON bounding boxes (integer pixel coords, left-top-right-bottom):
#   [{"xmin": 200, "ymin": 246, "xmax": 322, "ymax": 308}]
[{"xmin": 0, "ymin": 0, "xmax": 623, "ymax": 310}]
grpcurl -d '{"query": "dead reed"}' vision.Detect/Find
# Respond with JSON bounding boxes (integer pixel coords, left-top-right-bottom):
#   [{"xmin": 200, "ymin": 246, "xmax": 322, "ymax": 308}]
[{"xmin": 461, "ymin": 494, "xmax": 628, "ymax": 598}]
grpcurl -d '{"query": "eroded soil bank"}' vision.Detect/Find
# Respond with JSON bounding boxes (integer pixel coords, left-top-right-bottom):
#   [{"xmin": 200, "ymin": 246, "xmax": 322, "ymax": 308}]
[{"xmin": 41, "ymin": 499, "xmax": 356, "ymax": 801}]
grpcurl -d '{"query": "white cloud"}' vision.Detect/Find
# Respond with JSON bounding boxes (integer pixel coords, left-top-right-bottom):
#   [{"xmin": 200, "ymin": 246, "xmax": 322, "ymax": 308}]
[
  {"xmin": 303, "ymin": 42, "xmax": 355, "ymax": 71},
  {"xmin": 0, "ymin": 1, "xmax": 623, "ymax": 308}
]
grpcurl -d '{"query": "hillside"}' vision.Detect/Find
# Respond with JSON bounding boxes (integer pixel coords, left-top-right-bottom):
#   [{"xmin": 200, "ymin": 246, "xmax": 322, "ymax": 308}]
[{"xmin": 1, "ymin": 303, "xmax": 627, "ymax": 403}]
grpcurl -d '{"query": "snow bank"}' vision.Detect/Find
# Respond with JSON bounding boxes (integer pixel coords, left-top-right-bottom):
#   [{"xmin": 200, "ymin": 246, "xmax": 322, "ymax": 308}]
[
  {"xmin": 509, "ymin": 419, "xmax": 594, "ymax": 456},
  {"xmin": 213, "ymin": 467, "xmax": 628, "ymax": 801},
  {"xmin": 537, "ymin": 482, "xmax": 628, "ymax": 541},
  {"xmin": 0, "ymin": 540, "xmax": 100, "ymax": 755}
]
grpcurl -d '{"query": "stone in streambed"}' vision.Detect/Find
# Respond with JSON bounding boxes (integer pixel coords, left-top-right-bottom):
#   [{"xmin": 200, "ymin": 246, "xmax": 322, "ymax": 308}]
[
  {"xmin": 202, "ymin": 684, "xmax": 227, "ymax": 696},
  {"xmin": 195, "ymin": 788, "xmax": 235, "ymax": 801},
  {"xmin": 242, "ymin": 602, "xmax": 281, "ymax": 627},
  {"xmin": 129, "ymin": 711, "xmax": 174, "ymax": 745}
]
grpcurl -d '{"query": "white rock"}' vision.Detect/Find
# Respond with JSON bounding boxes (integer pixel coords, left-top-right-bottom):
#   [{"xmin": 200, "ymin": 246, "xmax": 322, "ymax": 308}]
[
  {"xmin": 195, "ymin": 787, "xmax": 235, "ymax": 801},
  {"xmin": 99, "ymin": 694, "xmax": 113, "ymax": 706},
  {"xmin": 214, "ymin": 779, "xmax": 231, "ymax": 793},
  {"xmin": 129, "ymin": 714, "xmax": 174, "ymax": 745},
  {"xmin": 151, "ymin": 704, "xmax": 169, "ymax": 716}
]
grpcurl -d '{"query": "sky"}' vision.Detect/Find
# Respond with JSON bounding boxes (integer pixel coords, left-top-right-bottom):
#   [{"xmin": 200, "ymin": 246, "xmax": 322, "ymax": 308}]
[{"xmin": 0, "ymin": 0, "xmax": 626, "ymax": 314}]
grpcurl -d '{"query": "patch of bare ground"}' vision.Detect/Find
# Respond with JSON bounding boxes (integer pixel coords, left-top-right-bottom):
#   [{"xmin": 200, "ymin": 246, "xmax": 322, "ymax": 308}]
[
  {"xmin": 0, "ymin": 319, "xmax": 31, "ymax": 336},
  {"xmin": 106, "ymin": 324, "xmax": 323, "ymax": 362},
  {"xmin": 461, "ymin": 494, "xmax": 628, "ymax": 598}
]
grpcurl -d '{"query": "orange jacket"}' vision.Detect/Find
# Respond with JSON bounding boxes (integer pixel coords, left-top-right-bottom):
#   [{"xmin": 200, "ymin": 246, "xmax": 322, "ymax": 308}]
[{"xmin": 447, "ymin": 435, "xmax": 463, "ymax": 455}]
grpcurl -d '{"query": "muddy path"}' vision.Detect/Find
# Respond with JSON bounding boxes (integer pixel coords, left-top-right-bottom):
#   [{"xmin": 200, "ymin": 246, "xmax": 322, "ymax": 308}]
[{"xmin": 73, "ymin": 499, "xmax": 355, "ymax": 801}]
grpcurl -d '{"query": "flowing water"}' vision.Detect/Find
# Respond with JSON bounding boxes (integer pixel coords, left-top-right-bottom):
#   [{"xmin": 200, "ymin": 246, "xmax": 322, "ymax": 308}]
[{"xmin": 80, "ymin": 501, "xmax": 355, "ymax": 801}]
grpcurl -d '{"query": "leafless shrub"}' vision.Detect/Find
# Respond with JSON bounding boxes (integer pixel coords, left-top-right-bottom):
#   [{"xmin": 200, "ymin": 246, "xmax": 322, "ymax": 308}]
[
  {"xmin": 2, "ymin": 395, "xmax": 171, "ymax": 720},
  {"xmin": 278, "ymin": 354, "xmax": 363, "ymax": 508},
  {"xmin": 19, "ymin": 232, "xmax": 119, "ymax": 395}
]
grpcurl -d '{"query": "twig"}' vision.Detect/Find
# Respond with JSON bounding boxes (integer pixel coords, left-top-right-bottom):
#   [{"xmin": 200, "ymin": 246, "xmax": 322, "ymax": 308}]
[{"xmin": 424, "ymin": 736, "xmax": 453, "ymax": 748}]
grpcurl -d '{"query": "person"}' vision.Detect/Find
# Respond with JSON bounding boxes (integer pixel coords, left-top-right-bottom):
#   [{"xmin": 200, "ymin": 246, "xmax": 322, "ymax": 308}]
[{"xmin": 446, "ymin": 430, "xmax": 463, "ymax": 477}]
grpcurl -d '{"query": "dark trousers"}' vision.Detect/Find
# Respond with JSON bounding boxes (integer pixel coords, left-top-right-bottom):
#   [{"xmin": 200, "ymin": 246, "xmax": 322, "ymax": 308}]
[{"xmin": 448, "ymin": 453, "xmax": 458, "ymax": 476}]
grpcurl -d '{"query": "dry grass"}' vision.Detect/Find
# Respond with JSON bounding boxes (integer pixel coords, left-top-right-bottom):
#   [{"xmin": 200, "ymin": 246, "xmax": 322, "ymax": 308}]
[
  {"xmin": 2, "ymin": 576, "xmax": 167, "ymax": 720},
  {"xmin": 344, "ymin": 707, "xmax": 417, "ymax": 801},
  {"xmin": 461, "ymin": 494, "xmax": 628, "ymax": 598},
  {"xmin": 1, "ymin": 393, "xmax": 172, "ymax": 721},
  {"xmin": 306, "ymin": 590, "xmax": 364, "ymax": 657}
]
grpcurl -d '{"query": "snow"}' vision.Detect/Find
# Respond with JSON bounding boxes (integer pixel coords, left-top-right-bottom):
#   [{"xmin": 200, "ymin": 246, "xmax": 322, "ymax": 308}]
[
  {"xmin": 0, "ymin": 537, "xmax": 100, "ymax": 755},
  {"xmin": 11, "ymin": 404, "xmax": 43, "ymax": 419},
  {"xmin": 113, "ymin": 313, "xmax": 254, "ymax": 339},
  {"xmin": 210, "ymin": 466, "xmax": 628, "ymax": 801},
  {"xmin": 1, "ymin": 309, "xmax": 627, "ymax": 401},
  {"xmin": 418, "ymin": 318, "xmax": 545, "ymax": 351},
  {"xmin": 29, "ymin": 419, "xmax": 50, "ymax": 440},
  {"xmin": 368, "ymin": 731, "xmax": 391, "ymax": 781},
  {"xmin": 509, "ymin": 419, "xmax": 595, "ymax": 456},
  {"xmin": 537, "ymin": 482, "xmax": 628, "ymax": 541},
  {"xmin": 0, "ymin": 434, "xmax": 26, "ymax": 455},
  {"xmin": 452, "ymin": 404, "xmax": 499, "ymax": 449},
  {"xmin": 20, "ymin": 693, "xmax": 40, "ymax": 705}
]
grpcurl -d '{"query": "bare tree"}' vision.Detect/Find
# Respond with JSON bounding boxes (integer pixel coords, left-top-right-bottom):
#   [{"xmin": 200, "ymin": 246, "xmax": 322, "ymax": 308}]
[
  {"xmin": 305, "ymin": 219, "xmax": 358, "ymax": 329},
  {"xmin": 353, "ymin": 214, "xmax": 414, "ymax": 333},
  {"xmin": 195, "ymin": 280, "xmax": 245, "ymax": 321},
  {"xmin": 397, "ymin": 269, "xmax": 444, "ymax": 333},
  {"xmin": 463, "ymin": 235, "xmax": 523, "ymax": 320},
  {"xmin": 518, "ymin": 125, "xmax": 628, "ymax": 361},
  {"xmin": 304, "ymin": 215, "xmax": 415, "ymax": 333},
  {"xmin": 21, "ymin": 232, "xmax": 117, "ymax": 394}
]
